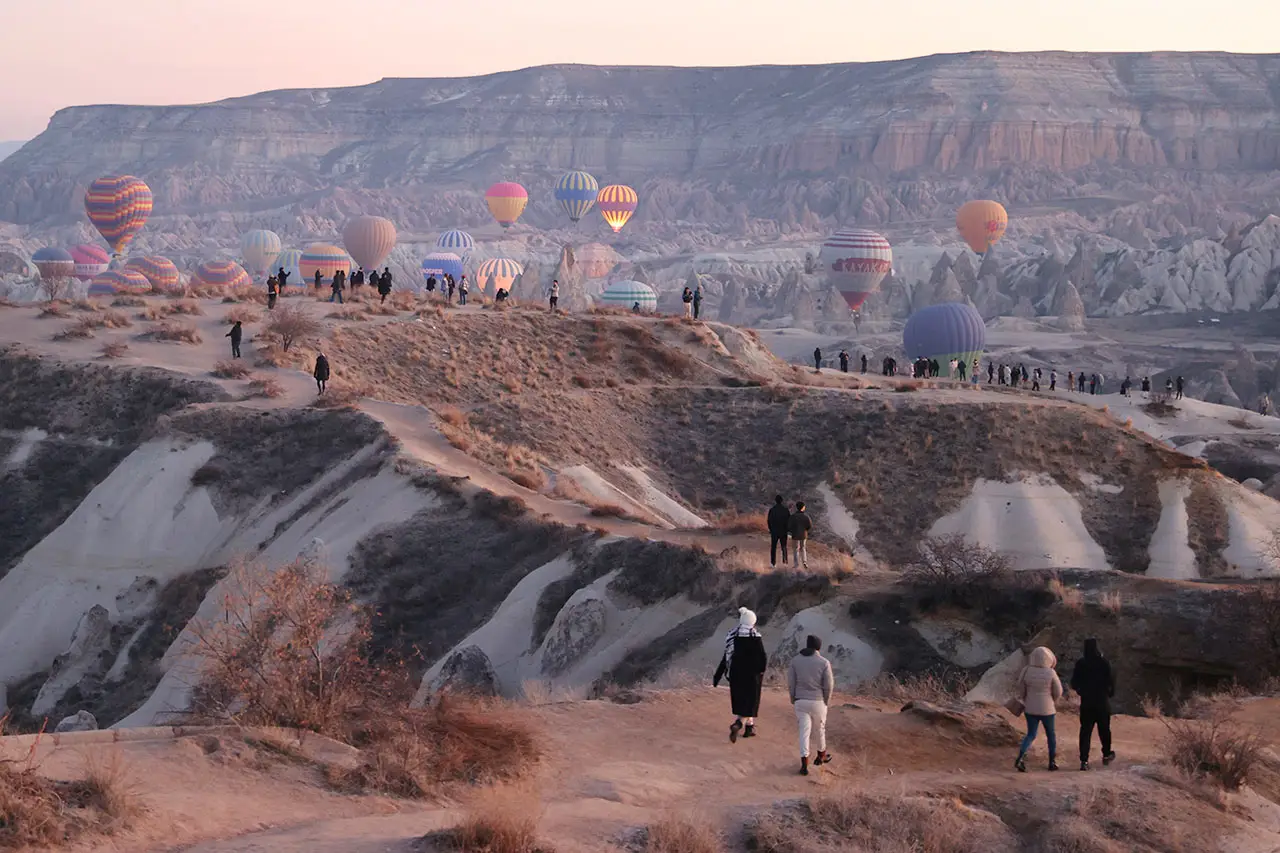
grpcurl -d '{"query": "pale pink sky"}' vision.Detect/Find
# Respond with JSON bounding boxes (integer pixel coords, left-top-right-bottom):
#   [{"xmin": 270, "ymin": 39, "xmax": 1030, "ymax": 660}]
[{"xmin": 2, "ymin": 0, "xmax": 1277, "ymax": 139}]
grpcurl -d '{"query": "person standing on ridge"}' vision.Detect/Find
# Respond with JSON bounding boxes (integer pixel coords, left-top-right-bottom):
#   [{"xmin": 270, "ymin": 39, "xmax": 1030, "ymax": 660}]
[
  {"xmin": 788, "ymin": 634, "xmax": 834, "ymax": 776},
  {"xmin": 813, "ymin": 348, "xmax": 822, "ymax": 372},
  {"xmin": 860, "ymin": 353, "xmax": 868, "ymax": 374},
  {"xmin": 1141, "ymin": 376, "xmax": 1151, "ymax": 397},
  {"xmin": 788, "ymin": 500, "xmax": 813, "ymax": 568},
  {"xmin": 1121, "ymin": 376, "xmax": 1131, "ymax": 398},
  {"xmin": 988, "ymin": 362, "xmax": 995, "ymax": 384},
  {"xmin": 693, "ymin": 283, "xmax": 703, "ymax": 320},
  {"xmin": 958, "ymin": 359, "xmax": 968, "ymax": 381},
  {"xmin": 330, "ymin": 268, "xmax": 346, "ymax": 304},
  {"xmin": 1014, "ymin": 646, "xmax": 1063, "ymax": 772},
  {"xmin": 713, "ymin": 607, "xmax": 767, "ymax": 743},
  {"xmin": 549, "ymin": 280, "xmax": 560, "ymax": 313},
  {"xmin": 682, "ymin": 286, "xmax": 694, "ymax": 318},
  {"xmin": 458, "ymin": 276, "xmax": 469, "ymax": 306},
  {"xmin": 226, "ymin": 320, "xmax": 243, "ymax": 358},
  {"xmin": 1078, "ymin": 372, "xmax": 1086, "ymax": 393},
  {"xmin": 1176, "ymin": 376, "xmax": 1184, "ymax": 400},
  {"xmin": 839, "ymin": 350, "xmax": 850, "ymax": 373},
  {"xmin": 352, "ymin": 268, "xmax": 363, "ymax": 291},
  {"xmin": 1067, "ymin": 371, "xmax": 1074, "ymax": 392},
  {"xmin": 314, "ymin": 268, "xmax": 322, "ymax": 291},
  {"xmin": 1070, "ymin": 638, "xmax": 1116, "ymax": 771},
  {"xmin": 447, "ymin": 275, "xmax": 457, "ymax": 303},
  {"xmin": 426, "ymin": 274, "xmax": 437, "ymax": 297},
  {"xmin": 313, "ymin": 351, "xmax": 330, "ymax": 394},
  {"xmin": 1050, "ymin": 370, "xmax": 1057, "ymax": 391},
  {"xmin": 377, "ymin": 268, "xmax": 393, "ymax": 304},
  {"xmin": 266, "ymin": 275, "xmax": 279, "ymax": 310},
  {"xmin": 277, "ymin": 266, "xmax": 290, "ymax": 291},
  {"xmin": 767, "ymin": 495, "xmax": 791, "ymax": 567}
]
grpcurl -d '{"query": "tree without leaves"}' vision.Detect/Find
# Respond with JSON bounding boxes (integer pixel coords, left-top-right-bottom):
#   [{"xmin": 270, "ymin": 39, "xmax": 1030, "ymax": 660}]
[
  {"xmin": 38, "ymin": 275, "xmax": 73, "ymax": 302},
  {"xmin": 265, "ymin": 303, "xmax": 324, "ymax": 351}
]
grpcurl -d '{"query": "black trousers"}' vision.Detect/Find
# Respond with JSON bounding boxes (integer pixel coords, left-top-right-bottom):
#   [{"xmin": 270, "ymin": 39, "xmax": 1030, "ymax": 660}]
[
  {"xmin": 770, "ymin": 533, "xmax": 789, "ymax": 566},
  {"xmin": 1079, "ymin": 706, "xmax": 1112, "ymax": 761}
]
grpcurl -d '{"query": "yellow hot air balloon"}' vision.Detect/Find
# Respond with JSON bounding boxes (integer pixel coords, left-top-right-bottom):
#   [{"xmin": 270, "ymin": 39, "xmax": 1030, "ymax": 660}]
[{"xmin": 956, "ymin": 200, "xmax": 1008, "ymax": 254}]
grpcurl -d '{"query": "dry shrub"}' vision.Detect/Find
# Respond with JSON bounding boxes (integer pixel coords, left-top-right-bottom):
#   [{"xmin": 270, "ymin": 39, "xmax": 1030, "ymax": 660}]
[
  {"xmin": 589, "ymin": 504, "xmax": 629, "ymax": 518},
  {"xmin": 167, "ymin": 300, "xmax": 204, "ymax": 316},
  {"xmin": 187, "ymin": 284, "xmax": 228, "ymax": 300},
  {"xmin": 1143, "ymin": 392, "xmax": 1178, "ymax": 418},
  {"xmin": 99, "ymin": 341, "xmax": 129, "ymax": 360},
  {"xmin": 1049, "ymin": 576, "xmax": 1084, "ymax": 612},
  {"xmin": 253, "ymin": 343, "xmax": 292, "ymax": 368},
  {"xmin": 904, "ymin": 535, "xmax": 1011, "ymax": 603},
  {"xmin": 211, "ymin": 359, "xmax": 252, "ymax": 379},
  {"xmin": 1098, "ymin": 590, "xmax": 1123, "ymax": 616},
  {"xmin": 712, "ymin": 509, "xmax": 768, "ymax": 534},
  {"xmin": 38, "ymin": 302, "xmax": 69, "ymax": 318},
  {"xmin": 1155, "ymin": 706, "xmax": 1261, "ymax": 790},
  {"xmin": 645, "ymin": 814, "xmax": 720, "ymax": 853},
  {"xmin": 246, "ymin": 377, "xmax": 284, "ymax": 399},
  {"xmin": 328, "ymin": 305, "xmax": 367, "ymax": 320},
  {"xmin": 111, "ymin": 295, "xmax": 147, "ymax": 308},
  {"xmin": 861, "ymin": 672, "xmax": 972, "ymax": 705},
  {"xmin": 509, "ymin": 470, "xmax": 546, "ymax": 491},
  {"xmin": 224, "ymin": 286, "xmax": 267, "ymax": 304},
  {"xmin": 224, "ymin": 305, "xmax": 262, "ymax": 325},
  {"xmin": 390, "ymin": 291, "xmax": 418, "ymax": 311},
  {"xmin": 100, "ymin": 310, "xmax": 133, "ymax": 329},
  {"xmin": 437, "ymin": 405, "xmax": 468, "ymax": 427},
  {"xmin": 53, "ymin": 317, "xmax": 97, "ymax": 340},
  {"xmin": 71, "ymin": 299, "xmax": 100, "ymax": 312},
  {"xmin": 438, "ymin": 788, "xmax": 552, "ymax": 853},
  {"xmin": 0, "ymin": 752, "xmax": 139, "ymax": 848},
  {"xmin": 144, "ymin": 321, "xmax": 201, "ymax": 344},
  {"xmin": 310, "ymin": 381, "xmax": 370, "ymax": 410},
  {"xmin": 265, "ymin": 303, "xmax": 325, "ymax": 351}
]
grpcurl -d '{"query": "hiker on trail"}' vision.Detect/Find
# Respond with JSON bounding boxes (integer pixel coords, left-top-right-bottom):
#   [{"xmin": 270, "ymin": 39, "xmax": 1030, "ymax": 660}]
[
  {"xmin": 1121, "ymin": 376, "xmax": 1131, "ymax": 398},
  {"xmin": 682, "ymin": 286, "xmax": 694, "ymax": 318},
  {"xmin": 1070, "ymin": 638, "xmax": 1116, "ymax": 771},
  {"xmin": 998, "ymin": 364, "xmax": 1008, "ymax": 385},
  {"xmin": 860, "ymin": 353, "xmax": 868, "ymax": 374},
  {"xmin": 314, "ymin": 268, "xmax": 323, "ymax": 290},
  {"xmin": 1021, "ymin": 364, "xmax": 1029, "ymax": 384},
  {"xmin": 277, "ymin": 267, "xmax": 290, "ymax": 291},
  {"xmin": 1088, "ymin": 374, "xmax": 1097, "ymax": 395},
  {"xmin": 1141, "ymin": 376, "xmax": 1151, "ymax": 396},
  {"xmin": 1032, "ymin": 367, "xmax": 1041, "ymax": 392},
  {"xmin": 330, "ymin": 269, "xmax": 346, "ymax": 303},
  {"xmin": 1176, "ymin": 376, "xmax": 1184, "ymax": 400},
  {"xmin": 1009, "ymin": 364, "xmax": 1018, "ymax": 388},
  {"xmin": 813, "ymin": 348, "xmax": 822, "ymax": 371},
  {"xmin": 1078, "ymin": 372, "xmax": 1086, "ymax": 393},
  {"xmin": 1165, "ymin": 377, "xmax": 1174, "ymax": 395},
  {"xmin": 931, "ymin": 358, "xmax": 941, "ymax": 378},
  {"xmin": 377, "ymin": 268, "xmax": 393, "ymax": 304},
  {"xmin": 1067, "ymin": 371, "xmax": 1074, "ymax": 392},
  {"xmin": 549, "ymin": 280, "xmax": 560, "ymax": 312},
  {"xmin": 426, "ymin": 274, "xmax": 437, "ymax": 295},
  {"xmin": 266, "ymin": 275, "xmax": 279, "ymax": 310},
  {"xmin": 713, "ymin": 607, "xmax": 767, "ymax": 744},
  {"xmin": 226, "ymin": 320, "xmax": 243, "ymax": 358},
  {"xmin": 839, "ymin": 350, "xmax": 850, "ymax": 373},
  {"xmin": 693, "ymin": 284, "xmax": 703, "ymax": 320},
  {"xmin": 767, "ymin": 495, "xmax": 791, "ymax": 567},
  {"xmin": 788, "ymin": 500, "xmax": 813, "ymax": 568},
  {"xmin": 958, "ymin": 359, "xmax": 968, "ymax": 381},
  {"xmin": 789, "ymin": 634, "xmax": 834, "ymax": 776},
  {"xmin": 972, "ymin": 359, "xmax": 980, "ymax": 384},
  {"xmin": 313, "ymin": 352, "xmax": 330, "ymax": 394},
  {"xmin": 988, "ymin": 362, "xmax": 995, "ymax": 384},
  {"xmin": 447, "ymin": 275, "xmax": 457, "ymax": 302},
  {"xmin": 1050, "ymin": 370, "xmax": 1057, "ymax": 391},
  {"xmin": 458, "ymin": 276, "xmax": 469, "ymax": 305},
  {"xmin": 1014, "ymin": 646, "xmax": 1063, "ymax": 772}
]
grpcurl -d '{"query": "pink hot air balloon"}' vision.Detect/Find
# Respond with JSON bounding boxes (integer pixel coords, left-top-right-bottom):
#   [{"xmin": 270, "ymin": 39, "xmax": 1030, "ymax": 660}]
[
  {"xmin": 70, "ymin": 244, "xmax": 111, "ymax": 281},
  {"xmin": 818, "ymin": 228, "xmax": 893, "ymax": 311}
]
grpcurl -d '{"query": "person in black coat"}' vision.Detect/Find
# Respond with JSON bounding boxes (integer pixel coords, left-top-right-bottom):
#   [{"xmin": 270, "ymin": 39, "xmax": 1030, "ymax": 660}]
[
  {"xmin": 225, "ymin": 320, "xmax": 243, "ymax": 358},
  {"xmin": 314, "ymin": 352, "xmax": 331, "ymax": 394},
  {"xmin": 767, "ymin": 495, "xmax": 791, "ymax": 567},
  {"xmin": 377, "ymin": 267, "xmax": 393, "ymax": 304},
  {"xmin": 1070, "ymin": 638, "xmax": 1116, "ymax": 770},
  {"xmin": 713, "ymin": 607, "xmax": 768, "ymax": 742}
]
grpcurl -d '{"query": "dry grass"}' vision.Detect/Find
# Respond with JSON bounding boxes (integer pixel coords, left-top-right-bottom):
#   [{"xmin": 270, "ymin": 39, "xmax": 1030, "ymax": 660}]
[
  {"xmin": 390, "ymin": 291, "xmax": 418, "ymax": 311},
  {"xmin": 1049, "ymin": 576, "xmax": 1084, "ymax": 612},
  {"xmin": 211, "ymin": 359, "xmax": 252, "ymax": 379},
  {"xmin": 1098, "ymin": 590, "xmax": 1123, "ymax": 616},
  {"xmin": 1228, "ymin": 416, "xmax": 1260, "ymax": 431},
  {"xmin": 1154, "ymin": 706, "xmax": 1262, "ymax": 790},
  {"xmin": 711, "ymin": 509, "xmax": 768, "ymax": 534},
  {"xmin": 224, "ymin": 305, "xmax": 262, "ymax": 325},
  {"xmin": 143, "ymin": 321, "xmax": 202, "ymax": 344},
  {"xmin": 139, "ymin": 302, "xmax": 203, "ymax": 321},
  {"xmin": 0, "ymin": 751, "xmax": 140, "ymax": 849},
  {"xmin": 434, "ymin": 788, "xmax": 552, "ymax": 853},
  {"xmin": 53, "ymin": 317, "xmax": 97, "ymax": 340},
  {"xmin": 589, "ymin": 504, "xmax": 629, "ymax": 518},
  {"xmin": 245, "ymin": 377, "xmax": 284, "ymax": 399},
  {"xmin": 860, "ymin": 672, "xmax": 973, "ymax": 705},
  {"xmin": 38, "ymin": 302, "xmax": 69, "ymax": 318},
  {"xmin": 328, "ymin": 305, "xmax": 368, "ymax": 320},
  {"xmin": 99, "ymin": 341, "xmax": 129, "ymax": 360},
  {"xmin": 310, "ymin": 381, "xmax": 371, "ymax": 410},
  {"xmin": 644, "ymin": 814, "xmax": 721, "ymax": 853},
  {"xmin": 111, "ymin": 295, "xmax": 147, "ymax": 308}
]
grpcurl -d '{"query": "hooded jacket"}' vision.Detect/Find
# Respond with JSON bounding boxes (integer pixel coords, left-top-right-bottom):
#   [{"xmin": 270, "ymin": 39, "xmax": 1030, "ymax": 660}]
[
  {"xmin": 1069, "ymin": 639, "xmax": 1115, "ymax": 713},
  {"xmin": 1017, "ymin": 646, "xmax": 1063, "ymax": 717},
  {"xmin": 788, "ymin": 648, "xmax": 833, "ymax": 704}
]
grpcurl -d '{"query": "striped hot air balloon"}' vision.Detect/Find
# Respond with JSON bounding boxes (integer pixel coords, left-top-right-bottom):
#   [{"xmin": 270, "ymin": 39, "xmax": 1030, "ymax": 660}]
[
  {"xmin": 191, "ymin": 260, "xmax": 251, "ymax": 289},
  {"xmin": 597, "ymin": 185, "xmax": 638, "ymax": 233},
  {"xmin": 554, "ymin": 170, "xmax": 599, "ymax": 223},
  {"xmin": 598, "ymin": 280, "xmax": 657, "ymax": 312},
  {"xmin": 343, "ymin": 216, "xmax": 397, "ymax": 271},
  {"xmin": 436, "ymin": 229, "xmax": 475, "ymax": 258},
  {"xmin": 299, "ymin": 243, "xmax": 351, "ymax": 286},
  {"xmin": 84, "ymin": 175, "xmax": 153, "ymax": 254},
  {"xmin": 274, "ymin": 249, "xmax": 303, "ymax": 287},
  {"xmin": 422, "ymin": 252, "xmax": 464, "ymax": 286},
  {"xmin": 89, "ymin": 268, "xmax": 150, "ymax": 296},
  {"xmin": 818, "ymin": 228, "xmax": 893, "ymax": 311},
  {"xmin": 32, "ymin": 247, "xmax": 76, "ymax": 281},
  {"xmin": 240, "ymin": 230, "xmax": 282, "ymax": 281},
  {"xmin": 474, "ymin": 258, "xmax": 523, "ymax": 294},
  {"xmin": 70, "ymin": 244, "xmax": 110, "ymax": 281},
  {"xmin": 903, "ymin": 303, "xmax": 986, "ymax": 378},
  {"xmin": 956, "ymin": 200, "xmax": 1008, "ymax": 255},
  {"xmin": 124, "ymin": 256, "xmax": 180, "ymax": 291},
  {"xmin": 485, "ymin": 182, "xmax": 528, "ymax": 229}
]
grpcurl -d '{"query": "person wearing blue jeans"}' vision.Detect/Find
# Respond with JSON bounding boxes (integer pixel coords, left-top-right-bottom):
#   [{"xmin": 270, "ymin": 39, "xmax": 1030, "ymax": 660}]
[{"xmin": 1014, "ymin": 646, "xmax": 1063, "ymax": 772}]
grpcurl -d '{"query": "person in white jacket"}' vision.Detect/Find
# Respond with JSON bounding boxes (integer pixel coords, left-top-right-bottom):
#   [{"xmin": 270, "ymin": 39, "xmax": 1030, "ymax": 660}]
[
  {"xmin": 1014, "ymin": 645, "xmax": 1064, "ymax": 772},
  {"xmin": 787, "ymin": 634, "xmax": 834, "ymax": 776}
]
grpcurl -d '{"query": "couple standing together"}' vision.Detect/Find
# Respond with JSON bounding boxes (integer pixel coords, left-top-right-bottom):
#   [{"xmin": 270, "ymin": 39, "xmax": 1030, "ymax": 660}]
[{"xmin": 714, "ymin": 607, "xmax": 834, "ymax": 776}]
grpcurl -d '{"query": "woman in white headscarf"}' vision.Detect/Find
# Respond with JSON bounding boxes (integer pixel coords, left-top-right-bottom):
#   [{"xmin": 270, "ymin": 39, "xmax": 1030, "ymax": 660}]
[{"xmin": 713, "ymin": 606, "xmax": 768, "ymax": 742}]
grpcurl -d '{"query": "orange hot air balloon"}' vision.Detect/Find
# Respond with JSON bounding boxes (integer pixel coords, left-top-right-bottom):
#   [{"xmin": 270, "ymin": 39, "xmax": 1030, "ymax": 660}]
[
  {"xmin": 956, "ymin": 200, "xmax": 1008, "ymax": 254},
  {"xmin": 485, "ymin": 182, "xmax": 528, "ymax": 229},
  {"xmin": 342, "ymin": 216, "xmax": 397, "ymax": 270},
  {"xmin": 597, "ymin": 185, "xmax": 638, "ymax": 233}
]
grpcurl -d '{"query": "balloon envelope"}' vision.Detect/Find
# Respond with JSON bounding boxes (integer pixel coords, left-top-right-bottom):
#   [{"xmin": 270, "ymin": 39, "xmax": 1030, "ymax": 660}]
[
  {"xmin": 436, "ymin": 230, "xmax": 475, "ymax": 257},
  {"xmin": 555, "ymin": 170, "xmax": 599, "ymax": 222},
  {"xmin": 70, "ymin": 245, "xmax": 110, "ymax": 281},
  {"xmin": 32, "ymin": 247, "xmax": 76, "ymax": 281},
  {"xmin": 124, "ymin": 256, "xmax": 180, "ymax": 291},
  {"xmin": 240, "ymin": 230, "xmax": 282, "ymax": 280},
  {"xmin": 597, "ymin": 185, "xmax": 638, "ymax": 233},
  {"xmin": 89, "ymin": 268, "xmax": 150, "ymax": 296},
  {"xmin": 274, "ymin": 249, "xmax": 303, "ymax": 286},
  {"xmin": 191, "ymin": 260, "xmax": 251, "ymax": 289},
  {"xmin": 485, "ymin": 182, "xmax": 528, "ymax": 229},
  {"xmin": 818, "ymin": 228, "xmax": 893, "ymax": 310},
  {"xmin": 599, "ymin": 280, "xmax": 657, "ymax": 312},
  {"xmin": 903, "ymin": 302, "xmax": 986, "ymax": 378},
  {"xmin": 343, "ymin": 216, "xmax": 397, "ymax": 270},
  {"xmin": 299, "ymin": 244, "xmax": 351, "ymax": 286},
  {"xmin": 84, "ymin": 175, "xmax": 153, "ymax": 254},
  {"xmin": 422, "ymin": 252, "xmax": 464, "ymax": 284},
  {"xmin": 956, "ymin": 200, "xmax": 1008, "ymax": 254},
  {"xmin": 474, "ymin": 258, "xmax": 523, "ymax": 294}
]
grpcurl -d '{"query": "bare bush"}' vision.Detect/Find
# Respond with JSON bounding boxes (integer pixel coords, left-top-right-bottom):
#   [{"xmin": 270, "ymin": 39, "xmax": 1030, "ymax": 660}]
[
  {"xmin": 37, "ymin": 275, "xmax": 74, "ymax": 302},
  {"xmin": 1157, "ymin": 707, "xmax": 1262, "ymax": 790},
  {"xmin": 589, "ymin": 504, "xmax": 629, "ymax": 518},
  {"xmin": 905, "ymin": 535, "xmax": 1011, "ymax": 588},
  {"xmin": 224, "ymin": 305, "xmax": 262, "ymax": 325},
  {"xmin": 211, "ymin": 359, "xmax": 252, "ymax": 379},
  {"xmin": 245, "ymin": 377, "xmax": 284, "ymax": 399},
  {"xmin": 53, "ymin": 318, "xmax": 97, "ymax": 340},
  {"xmin": 265, "ymin": 303, "xmax": 325, "ymax": 351},
  {"xmin": 111, "ymin": 295, "xmax": 147, "ymax": 308},
  {"xmin": 1099, "ymin": 590, "xmax": 1123, "ymax": 616},
  {"xmin": 436, "ymin": 788, "xmax": 552, "ymax": 853},
  {"xmin": 861, "ymin": 672, "xmax": 973, "ymax": 705},
  {"xmin": 143, "ymin": 321, "xmax": 201, "ymax": 344},
  {"xmin": 1144, "ymin": 391, "xmax": 1178, "ymax": 418},
  {"xmin": 38, "ymin": 301, "xmax": 69, "ymax": 318},
  {"xmin": 645, "ymin": 814, "xmax": 721, "ymax": 853},
  {"xmin": 99, "ymin": 341, "xmax": 129, "ymax": 360},
  {"xmin": 712, "ymin": 509, "xmax": 769, "ymax": 534},
  {"xmin": 0, "ymin": 751, "xmax": 139, "ymax": 848}
]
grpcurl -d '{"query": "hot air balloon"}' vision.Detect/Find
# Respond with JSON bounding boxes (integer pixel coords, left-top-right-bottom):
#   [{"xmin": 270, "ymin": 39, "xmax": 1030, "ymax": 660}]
[
  {"xmin": 70, "ymin": 245, "xmax": 111, "ymax": 281},
  {"xmin": 240, "ymin": 230, "xmax": 282, "ymax": 281},
  {"xmin": 598, "ymin": 280, "xmax": 657, "ymax": 312},
  {"xmin": 422, "ymin": 252, "xmax": 464, "ymax": 286},
  {"xmin": 275, "ymin": 249, "xmax": 303, "ymax": 287},
  {"xmin": 474, "ymin": 258, "xmax": 523, "ymax": 294},
  {"xmin": 956, "ymin": 200, "xmax": 1008, "ymax": 255},
  {"xmin": 597, "ymin": 185, "xmax": 638, "ymax": 233},
  {"xmin": 485, "ymin": 182, "xmax": 528, "ymax": 229},
  {"xmin": 32, "ymin": 248, "xmax": 76, "ymax": 281},
  {"xmin": 89, "ymin": 269, "xmax": 150, "ymax": 296},
  {"xmin": 299, "ymin": 243, "xmax": 351, "ymax": 286},
  {"xmin": 84, "ymin": 175, "xmax": 153, "ymax": 255},
  {"xmin": 903, "ymin": 302, "xmax": 986, "ymax": 379},
  {"xmin": 124, "ymin": 256, "xmax": 180, "ymax": 291},
  {"xmin": 436, "ymin": 230, "xmax": 475, "ymax": 258},
  {"xmin": 554, "ymin": 170, "xmax": 599, "ymax": 223},
  {"xmin": 191, "ymin": 260, "xmax": 251, "ymax": 290},
  {"xmin": 818, "ymin": 228, "xmax": 893, "ymax": 311},
  {"xmin": 343, "ymin": 216, "xmax": 398, "ymax": 272}
]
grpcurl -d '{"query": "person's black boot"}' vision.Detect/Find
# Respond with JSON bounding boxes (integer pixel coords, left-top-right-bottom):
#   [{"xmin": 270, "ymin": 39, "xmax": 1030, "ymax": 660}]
[
  {"xmin": 1103, "ymin": 751, "xmax": 1116, "ymax": 766},
  {"xmin": 743, "ymin": 725, "xmax": 756, "ymax": 739},
  {"xmin": 799, "ymin": 757, "xmax": 809, "ymax": 776},
  {"xmin": 1048, "ymin": 759, "xmax": 1059, "ymax": 772},
  {"xmin": 814, "ymin": 751, "xmax": 831, "ymax": 766},
  {"xmin": 1014, "ymin": 755, "xmax": 1027, "ymax": 773},
  {"xmin": 729, "ymin": 720, "xmax": 742, "ymax": 744},
  {"xmin": 1080, "ymin": 760, "xmax": 1090, "ymax": 771}
]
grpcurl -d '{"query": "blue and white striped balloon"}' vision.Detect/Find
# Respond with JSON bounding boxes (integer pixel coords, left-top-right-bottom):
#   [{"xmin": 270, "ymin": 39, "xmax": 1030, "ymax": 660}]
[
  {"xmin": 436, "ymin": 229, "xmax": 475, "ymax": 259},
  {"xmin": 422, "ymin": 252, "xmax": 464, "ymax": 285},
  {"xmin": 554, "ymin": 170, "xmax": 599, "ymax": 223}
]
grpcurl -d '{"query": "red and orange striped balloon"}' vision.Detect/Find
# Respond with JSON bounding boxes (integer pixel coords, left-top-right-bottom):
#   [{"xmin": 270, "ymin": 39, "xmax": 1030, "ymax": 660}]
[
  {"xmin": 191, "ymin": 260, "xmax": 251, "ymax": 289},
  {"xmin": 84, "ymin": 175, "xmax": 153, "ymax": 254},
  {"xmin": 89, "ymin": 269, "xmax": 150, "ymax": 296},
  {"xmin": 125, "ymin": 256, "xmax": 180, "ymax": 291},
  {"xmin": 597, "ymin": 185, "xmax": 638, "ymax": 233},
  {"xmin": 299, "ymin": 244, "xmax": 351, "ymax": 286}
]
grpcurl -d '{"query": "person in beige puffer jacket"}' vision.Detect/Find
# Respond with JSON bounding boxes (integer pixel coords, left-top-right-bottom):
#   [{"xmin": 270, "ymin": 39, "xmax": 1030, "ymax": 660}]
[{"xmin": 1014, "ymin": 646, "xmax": 1063, "ymax": 772}]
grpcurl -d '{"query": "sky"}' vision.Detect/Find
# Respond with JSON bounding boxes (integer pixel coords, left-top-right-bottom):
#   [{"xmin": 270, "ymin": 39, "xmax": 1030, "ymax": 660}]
[{"xmin": 1, "ymin": 0, "xmax": 1278, "ymax": 139}]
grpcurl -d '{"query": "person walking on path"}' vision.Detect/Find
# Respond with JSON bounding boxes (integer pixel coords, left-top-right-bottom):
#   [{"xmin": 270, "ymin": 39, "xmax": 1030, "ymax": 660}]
[
  {"xmin": 682, "ymin": 286, "xmax": 694, "ymax": 318},
  {"xmin": 813, "ymin": 348, "xmax": 822, "ymax": 372},
  {"xmin": 1071, "ymin": 638, "xmax": 1116, "ymax": 770},
  {"xmin": 447, "ymin": 276, "xmax": 457, "ymax": 303},
  {"xmin": 266, "ymin": 276, "xmax": 279, "ymax": 310},
  {"xmin": 330, "ymin": 269, "xmax": 346, "ymax": 303},
  {"xmin": 277, "ymin": 267, "xmax": 290, "ymax": 292},
  {"xmin": 789, "ymin": 634, "xmax": 834, "ymax": 776},
  {"xmin": 713, "ymin": 607, "xmax": 768, "ymax": 743},
  {"xmin": 1014, "ymin": 646, "xmax": 1063, "ymax": 772},
  {"xmin": 693, "ymin": 283, "xmax": 703, "ymax": 320},
  {"xmin": 314, "ymin": 269, "xmax": 323, "ymax": 291},
  {"xmin": 839, "ymin": 350, "xmax": 850, "ymax": 373},
  {"xmin": 1176, "ymin": 376, "xmax": 1184, "ymax": 400},
  {"xmin": 225, "ymin": 320, "xmax": 243, "ymax": 359},
  {"xmin": 313, "ymin": 352, "xmax": 330, "ymax": 394},
  {"xmin": 377, "ymin": 268, "xmax": 393, "ymax": 304},
  {"xmin": 549, "ymin": 280, "xmax": 560, "ymax": 312},
  {"xmin": 1050, "ymin": 370, "xmax": 1057, "ymax": 391},
  {"xmin": 860, "ymin": 353, "xmax": 868, "ymax": 374},
  {"xmin": 458, "ymin": 277, "xmax": 469, "ymax": 306},
  {"xmin": 767, "ymin": 495, "xmax": 791, "ymax": 567},
  {"xmin": 788, "ymin": 500, "xmax": 813, "ymax": 568}
]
